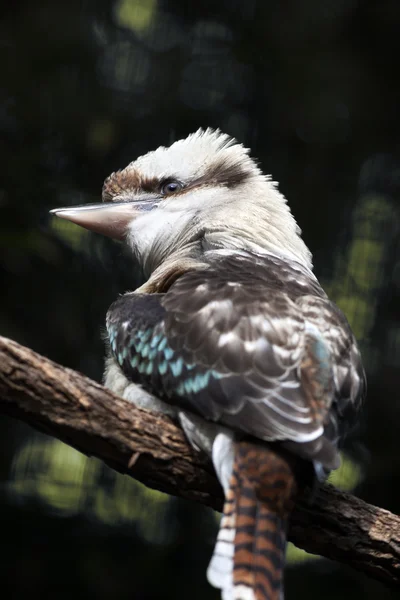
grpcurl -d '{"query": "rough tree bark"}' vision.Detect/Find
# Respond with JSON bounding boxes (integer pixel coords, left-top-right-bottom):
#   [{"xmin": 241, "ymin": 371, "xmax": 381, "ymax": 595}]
[{"xmin": 0, "ymin": 336, "xmax": 399, "ymax": 588}]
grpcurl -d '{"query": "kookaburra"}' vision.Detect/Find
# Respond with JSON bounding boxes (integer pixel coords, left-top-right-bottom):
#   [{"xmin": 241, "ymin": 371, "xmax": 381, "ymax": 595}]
[{"xmin": 51, "ymin": 129, "xmax": 365, "ymax": 600}]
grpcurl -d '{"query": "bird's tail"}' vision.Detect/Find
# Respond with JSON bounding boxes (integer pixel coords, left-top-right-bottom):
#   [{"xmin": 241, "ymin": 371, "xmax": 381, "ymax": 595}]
[{"xmin": 207, "ymin": 441, "xmax": 298, "ymax": 600}]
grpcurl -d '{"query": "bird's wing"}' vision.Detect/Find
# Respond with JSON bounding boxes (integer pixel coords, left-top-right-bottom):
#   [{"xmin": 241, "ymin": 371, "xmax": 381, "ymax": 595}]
[{"xmin": 107, "ymin": 252, "xmax": 365, "ymax": 467}]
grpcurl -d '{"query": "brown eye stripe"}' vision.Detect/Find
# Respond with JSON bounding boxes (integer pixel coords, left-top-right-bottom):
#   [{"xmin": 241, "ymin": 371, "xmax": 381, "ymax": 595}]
[
  {"xmin": 102, "ymin": 170, "xmax": 161, "ymax": 202},
  {"xmin": 102, "ymin": 155, "xmax": 254, "ymax": 202},
  {"xmin": 201, "ymin": 157, "xmax": 253, "ymax": 188},
  {"xmin": 102, "ymin": 170, "xmax": 141, "ymax": 201}
]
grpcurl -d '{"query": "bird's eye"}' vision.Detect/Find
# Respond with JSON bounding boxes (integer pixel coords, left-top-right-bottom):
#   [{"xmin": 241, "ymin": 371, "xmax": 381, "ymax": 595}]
[{"xmin": 160, "ymin": 180, "xmax": 183, "ymax": 195}]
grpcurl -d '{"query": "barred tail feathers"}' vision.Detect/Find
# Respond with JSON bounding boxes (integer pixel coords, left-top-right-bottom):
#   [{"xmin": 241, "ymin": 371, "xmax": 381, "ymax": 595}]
[
  {"xmin": 207, "ymin": 483, "xmax": 237, "ymax": 597},
  {"xmin": 208, "ymin": 441, "xmax": 298, "ymax": 600}
]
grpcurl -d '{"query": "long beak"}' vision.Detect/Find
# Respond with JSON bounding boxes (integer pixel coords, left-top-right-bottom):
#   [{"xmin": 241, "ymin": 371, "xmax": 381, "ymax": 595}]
[{"xmin": 50, "ymin": 201, "xmax": 156, "ymax": 241}]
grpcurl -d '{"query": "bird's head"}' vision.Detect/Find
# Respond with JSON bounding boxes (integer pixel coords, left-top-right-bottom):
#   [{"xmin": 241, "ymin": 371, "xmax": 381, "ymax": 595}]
[{"xmin": 51, "ymin": 129, "xmax": 312, "ymax": 288}]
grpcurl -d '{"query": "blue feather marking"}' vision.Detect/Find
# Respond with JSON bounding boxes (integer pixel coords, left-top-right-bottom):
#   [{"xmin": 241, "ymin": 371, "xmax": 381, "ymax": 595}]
[
  {"xmin": 164, "ymin": 347, "xmax": 174, "ymax": 361},
  {"xmin": 109, "ymin": 318, "xmax": 227, "ymax": 402},
  {"xmin": 136, "ymin": 329, "xmax": 153, "ymax": 352},
  {"xmin": 135, "ymin": 339, "xmax": 146, "ymax": 353},
  {"xmin": 312, "ymin": 336, "xmax": 330, "ymax": 364},
  {"xmin": 119, "ymin": 347, "xmax": 128, "ymax": 362},
  {"xmin": 309, "ymin": 335, "xmax": 332, "ymax": 389},
  {"xmin": 141, "ymin": 344, "xmax": 150, "ymax": 358},
  {"xmin": 145, "ymin": 361, "xmax": 153, "ymax": 376},
  {"xmin": 158, "ymin": 361, "xmax": 168, "ymax": 375},
  {"xmin": 149, "ymin": 336, "xmax": 159, "ymax": 349},
  {"xmin": 157, "ymin": 337, "xmax": 168, "ymax": 351},
  {"xmin": 148, "ymin": 347, "xmax": 158, "ymax": 361},
  {"xmin": 138, "ymin": 361, "xmax": 147, "ymax": 374},
  {"xmin": 176, "ymin": 370, "xmax": 224, "ymax": 396},
  {"xmin": 130, "ymin": 355, "xmax": 139, "ymax": 368},
  {"xmin": 139, "ymin": 328, "xmax": 152, "ymax": 340},
  {"xmin": 150, "ymin": 333, "xmax": 163, "ymax": 349},
  {"xmin": 170, "ymin": 358, "xmax": 183, "ymax": 377}
]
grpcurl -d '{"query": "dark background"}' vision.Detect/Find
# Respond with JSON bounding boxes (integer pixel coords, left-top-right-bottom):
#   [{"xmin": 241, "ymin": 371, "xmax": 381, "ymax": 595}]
[{"xmin": 1, "ymin": 1, "xmax": 400, "ymax": 598}]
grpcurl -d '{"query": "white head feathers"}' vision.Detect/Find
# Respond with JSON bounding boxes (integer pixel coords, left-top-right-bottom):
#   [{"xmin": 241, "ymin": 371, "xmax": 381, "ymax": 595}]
[
  {"xmin": 132, "ymin": 128, "xmax": 261, "ymax": 183},
  {"xmin": 103, "ymin": 128, "xmax": 313, "ymax": 276}
]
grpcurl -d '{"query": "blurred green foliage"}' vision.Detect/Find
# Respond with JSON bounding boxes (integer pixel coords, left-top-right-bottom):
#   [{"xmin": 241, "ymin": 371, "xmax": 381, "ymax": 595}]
[
  {"xmin": 116, "ymin": 0, "xmax": 157, "ymax": 32},
  {"xmin": 1, "ymin": 1, "xmax": 400, "ymax": 599}
]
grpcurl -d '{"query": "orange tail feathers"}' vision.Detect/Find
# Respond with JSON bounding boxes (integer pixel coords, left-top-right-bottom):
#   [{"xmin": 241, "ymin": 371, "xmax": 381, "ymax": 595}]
[{"xmin": 208, "ymin": 441, "xmax": 299, "ymax": 600}]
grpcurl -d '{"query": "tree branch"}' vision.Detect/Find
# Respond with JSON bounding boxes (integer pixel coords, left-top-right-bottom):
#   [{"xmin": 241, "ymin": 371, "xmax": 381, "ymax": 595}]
[{"xmin": 0, "ymin": 336, "xmax": 399, "ymax": 588}]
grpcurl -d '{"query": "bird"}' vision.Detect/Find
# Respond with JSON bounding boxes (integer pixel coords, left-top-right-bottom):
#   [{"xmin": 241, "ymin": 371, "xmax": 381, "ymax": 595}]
[{"xmin": 51, "ymin": 129, "xmax": 365, "ymax": 600}]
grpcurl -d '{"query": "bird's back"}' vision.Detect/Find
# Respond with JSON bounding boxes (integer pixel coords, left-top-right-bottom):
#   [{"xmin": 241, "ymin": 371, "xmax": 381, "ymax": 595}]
[{"xmin": 107, "ymin": 249, "xmax": 365, "ymax": 471}]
